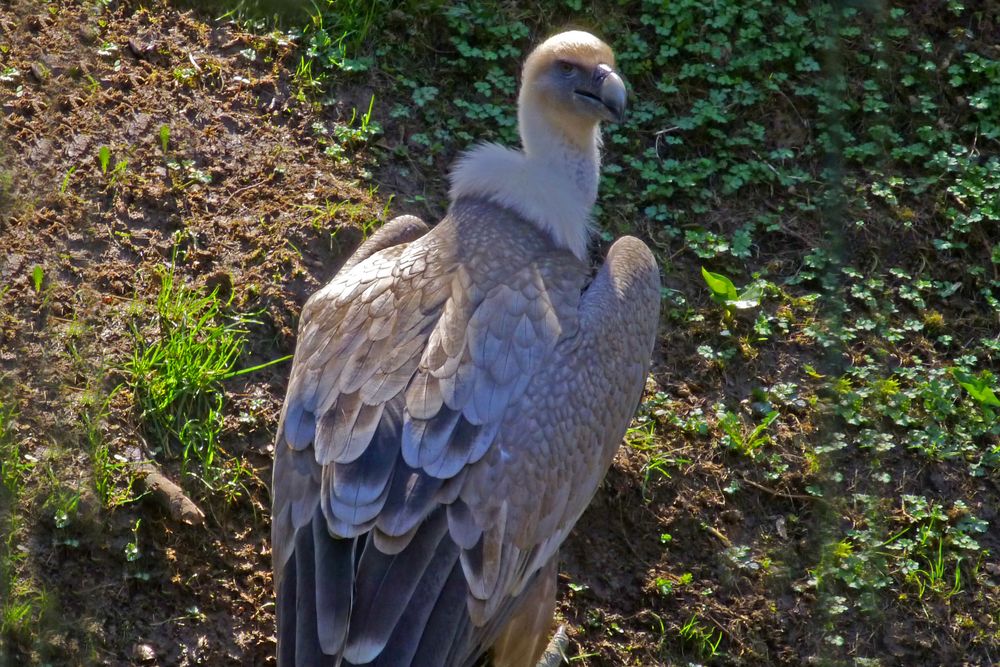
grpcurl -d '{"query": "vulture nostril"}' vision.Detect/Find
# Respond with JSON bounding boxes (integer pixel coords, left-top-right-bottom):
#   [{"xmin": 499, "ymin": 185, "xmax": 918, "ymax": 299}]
[{"xmin": 593, "ymin": 63, "xmax": 613, "ymax": 85}]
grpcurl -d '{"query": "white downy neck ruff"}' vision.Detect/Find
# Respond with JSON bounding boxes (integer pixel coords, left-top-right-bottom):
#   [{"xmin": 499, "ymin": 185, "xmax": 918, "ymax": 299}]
[{"xmin": 449, "ymin": 113, "xmax": 602, "ymax": 261}]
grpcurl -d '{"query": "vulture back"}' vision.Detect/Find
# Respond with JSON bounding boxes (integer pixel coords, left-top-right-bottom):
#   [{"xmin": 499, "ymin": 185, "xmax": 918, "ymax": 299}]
[{"xmin": 271, "ymin": 194, "xmax": 660, "ymax": 666}]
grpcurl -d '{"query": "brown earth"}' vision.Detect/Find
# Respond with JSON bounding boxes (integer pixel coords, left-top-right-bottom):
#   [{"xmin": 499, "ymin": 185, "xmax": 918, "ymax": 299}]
[
  {"xmin": 1, "ymin": 1, "xmax": 998, "ymax": 666},
  {"xmin": 1, "ymin": 1, "xmax": 380, "ymax": 663}
]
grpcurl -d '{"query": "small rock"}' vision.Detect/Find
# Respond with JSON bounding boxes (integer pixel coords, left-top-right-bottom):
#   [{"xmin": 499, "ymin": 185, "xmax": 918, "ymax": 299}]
[
  {"xmin": 79, "ymin": 25, "xmax": 100, "ymax": 44},
  {"xmin": 132, "ymin": 642, "xmax": 156, "ymax": 663},
  {"xmin": 30, "ymin": 61, "xmax": 51, "ymax": 84},
  {"xmin": 128, "ymin": 36, "xmax": 156, "ymax": 58},
  {"xmin": 721, "ymin": 508, "xmax": 743, "ymax": 524}
]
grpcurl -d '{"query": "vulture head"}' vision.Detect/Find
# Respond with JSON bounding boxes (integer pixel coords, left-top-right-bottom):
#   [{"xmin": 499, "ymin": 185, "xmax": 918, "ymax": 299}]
[
  {"xmin": 519, "ymin": 30, "xmax": 626, "ymax": 152},
  {"xmin": 450, "ymin": 30, "xmax": 626, "ymax": 260}
]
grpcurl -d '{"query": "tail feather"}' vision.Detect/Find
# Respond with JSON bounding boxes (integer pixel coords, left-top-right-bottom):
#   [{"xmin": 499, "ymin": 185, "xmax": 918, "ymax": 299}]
[
  {"xmin": 344, "ymin": 508, "xmax": 451, "ymax": 663},
  {"xmin": 372, "ymin": 543, "xmax": 463, "ymax": 665},
  {"xmin": 293, "ymin": 518, "xmax": 322, "ymax": 665},
  {"xmin": 314, "ymin": 518, "xmax": 355, "ymax": 656}
]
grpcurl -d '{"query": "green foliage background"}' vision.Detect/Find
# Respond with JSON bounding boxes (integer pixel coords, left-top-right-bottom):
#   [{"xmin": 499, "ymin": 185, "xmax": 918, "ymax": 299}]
[{"xmin": 290, "ymin": 0, "xmax": 1000, "ymax": 661}]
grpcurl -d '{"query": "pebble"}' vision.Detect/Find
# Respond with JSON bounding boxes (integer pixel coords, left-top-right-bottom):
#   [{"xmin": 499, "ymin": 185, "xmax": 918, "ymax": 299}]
[
  {"xmin": 79, "ymin": 25, "xmax": 100, "ymax": 44},
  {"xmin": 30, "ymin": 61, "xmax": 51, "ymax": 83},
  {"xmin": 132, "ymin": 642, "xmax": 156, "ymax": 663}
]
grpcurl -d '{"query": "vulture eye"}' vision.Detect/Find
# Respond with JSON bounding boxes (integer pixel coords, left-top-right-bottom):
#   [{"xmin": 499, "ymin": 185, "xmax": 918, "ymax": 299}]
[{"xmin": 557, "ymin": 61, "xmax": 575, "ymax": 77}]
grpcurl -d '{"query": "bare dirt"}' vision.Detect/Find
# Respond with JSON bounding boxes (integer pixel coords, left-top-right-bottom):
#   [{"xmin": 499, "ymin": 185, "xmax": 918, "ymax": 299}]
[
  {"xmin": 1, "ymin": 1, "xmax": 998, "ymax": 666},
  {"xmin": 1, "ymin": 1, "xmax": 380, "ymax": 663}
]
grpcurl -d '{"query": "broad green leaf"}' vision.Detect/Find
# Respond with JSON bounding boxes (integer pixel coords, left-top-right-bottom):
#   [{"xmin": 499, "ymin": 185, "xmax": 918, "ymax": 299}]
[
  {"xmin": 953, "ymin": 369, "xmax": 1000, "ymax": 407},
  {"xmin": 731, "ymin": 283, "xmax": 764, "ymax": 309},
  {"xmin": 701, "ymin": 267, "xmax": 738, "ymax": 302},
  {"xmin": 959, "ymin": 382, "xmax": 1000, "ymax": 407}
]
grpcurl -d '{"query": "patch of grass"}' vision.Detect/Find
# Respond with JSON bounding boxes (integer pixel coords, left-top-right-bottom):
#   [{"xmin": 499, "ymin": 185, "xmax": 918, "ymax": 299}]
[
  {"xmin": 678, "ymin": 614, "xmax": 722, "ymax": 659},
  {"xmin": 175, "ymin": 0, "xmax": 315, "ymax": 25},
  {"xmin": 124, "ymin": 259, "xmax": 276, "ymax": 494},
  {"xmin": 628, "ymin": 388, "xmax": 694, "ymax": 498},
  {"xmin": 0, "ymin": 398, "xmax": 27, "ymax": 498},
  {"xmin": 296, "ymin": 0, "xmax": 381, "ymax": 78},
  {"xmin": 310, "ymin": 94, "xmax": 383, "ymax": 163},
  {"xmin": 0, "ymin": 577, "xmax": 53, "ymax": 652},
  {"xmin": 80, "ymin": 389, "xmax": 139, "ymax": 510},
  {"xmin": 715, "ymin": 406, "xmax": 779, "ymax": 459},
  {"xmin": 0, "ymin": 396, "xmax": 50, "ymax": 657}
]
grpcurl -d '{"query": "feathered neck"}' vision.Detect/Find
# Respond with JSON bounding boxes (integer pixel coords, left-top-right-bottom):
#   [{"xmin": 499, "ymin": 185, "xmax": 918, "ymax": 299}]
[{"xmin": 449, "ymin": 106, "xmax": 601, "ymax": 261}]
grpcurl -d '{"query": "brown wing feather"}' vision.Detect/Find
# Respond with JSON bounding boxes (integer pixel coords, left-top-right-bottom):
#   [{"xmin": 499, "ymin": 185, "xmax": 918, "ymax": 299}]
[{"xmin": 272, "ymin": 215, "xmax": 428, "ymax": 579}]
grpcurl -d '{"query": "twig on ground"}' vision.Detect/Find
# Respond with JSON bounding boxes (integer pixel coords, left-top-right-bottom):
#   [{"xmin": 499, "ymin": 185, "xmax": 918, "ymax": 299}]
[
  {"xmin": 741, "ymin": 476, "xmax": 827, "ymax": 504},
  {"xmin": 136, "ymin": 461, "xmax": 205, "ymax": 526},
  {"xmin": 701, "ymin": 522, "xmax": 733, "ymax": 548}
]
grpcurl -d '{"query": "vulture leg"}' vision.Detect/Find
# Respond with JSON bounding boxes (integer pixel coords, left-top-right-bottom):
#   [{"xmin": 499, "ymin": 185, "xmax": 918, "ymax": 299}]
[{"xmin": 489, "ymin": 557, "xmax": 558, "ymax": 667}]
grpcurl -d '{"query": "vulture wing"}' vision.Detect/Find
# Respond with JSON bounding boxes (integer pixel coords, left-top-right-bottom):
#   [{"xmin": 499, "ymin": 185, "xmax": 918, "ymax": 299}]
[{"xmin": 272, "ymin": 201, "xmax": 660, "ymax": 667}]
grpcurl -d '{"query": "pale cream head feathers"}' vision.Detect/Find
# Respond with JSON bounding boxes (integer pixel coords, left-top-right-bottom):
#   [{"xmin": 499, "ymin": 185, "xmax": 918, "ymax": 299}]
[
  {"xmin": 450, "ymin": 30, "xmax": 626, "ymax": 260},
  {"xmin": 519, "ymin": 30, "xmax": 622, "ymax": 152}
]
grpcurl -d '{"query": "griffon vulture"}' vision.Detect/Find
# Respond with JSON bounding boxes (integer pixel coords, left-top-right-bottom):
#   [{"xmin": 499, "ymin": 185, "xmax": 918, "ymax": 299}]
[{"xmin": 272, "ymin": 30, "xmax": 661, "ymax": 666}]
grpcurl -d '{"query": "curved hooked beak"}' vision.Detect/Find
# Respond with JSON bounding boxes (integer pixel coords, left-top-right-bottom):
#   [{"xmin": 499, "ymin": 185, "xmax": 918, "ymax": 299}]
[{"xmin": 575, "ymin": 63, "xmax": 627, "ymax": 123}]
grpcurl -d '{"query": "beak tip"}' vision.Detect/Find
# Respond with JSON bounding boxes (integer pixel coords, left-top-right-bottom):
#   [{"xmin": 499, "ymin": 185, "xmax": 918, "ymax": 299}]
[{"xmin": 601, "ymin": 72, "xmax": 627, "ymax": 123}]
